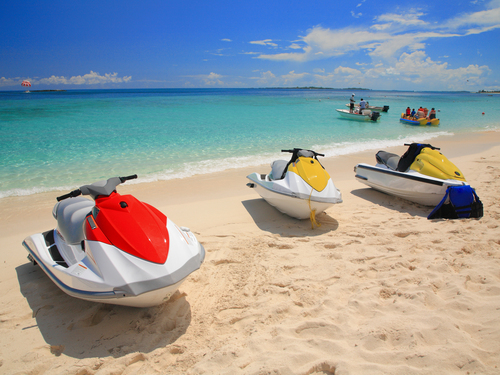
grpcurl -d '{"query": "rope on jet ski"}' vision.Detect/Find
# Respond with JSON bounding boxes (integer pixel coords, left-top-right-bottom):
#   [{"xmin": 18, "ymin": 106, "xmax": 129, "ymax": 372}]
[{"xmin": 308, "ymin": 188, "xmax": 321, "ymax": 229}]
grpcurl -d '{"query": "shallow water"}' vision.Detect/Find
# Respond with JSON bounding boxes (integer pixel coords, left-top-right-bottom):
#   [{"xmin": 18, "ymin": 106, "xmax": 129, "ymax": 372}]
[{"xmin": 0, "ymin": 88, "xmax": 498, "ymax": 198}]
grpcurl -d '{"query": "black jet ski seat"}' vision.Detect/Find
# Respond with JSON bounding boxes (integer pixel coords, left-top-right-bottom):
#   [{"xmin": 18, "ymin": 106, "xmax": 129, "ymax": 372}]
[
  {"xmin": 376, "ymin": 151, "xmax": 400, "ymax": 171},
  {"xmin": 52, "ymin": 197, "xmax": 94, "ymax": 245}
]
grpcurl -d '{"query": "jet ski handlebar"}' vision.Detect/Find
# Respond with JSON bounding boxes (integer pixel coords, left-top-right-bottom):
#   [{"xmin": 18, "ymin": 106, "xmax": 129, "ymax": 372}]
[
  {"xmin": 56, "ymin": 174, "xmax": 138, "ymax": 201},
  {"xmin": 403, "ymin": 143, "xmax": 440, "ymax": 150},
  {"xmin": 281, "ymin": 149, "xmax": 325, "ymax": 157}
]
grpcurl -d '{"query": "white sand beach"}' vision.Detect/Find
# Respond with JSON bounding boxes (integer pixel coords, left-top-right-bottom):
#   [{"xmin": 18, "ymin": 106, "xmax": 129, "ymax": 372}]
[{"xmin": 1, "ymin": 131, "xmax": 500, "ymax": 374}]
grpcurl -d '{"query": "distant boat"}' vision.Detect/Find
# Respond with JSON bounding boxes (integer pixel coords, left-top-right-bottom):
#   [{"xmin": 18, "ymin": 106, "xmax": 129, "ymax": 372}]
[
  {"xmin": 400, "ymin": 115, "xmax": 439, "ymax": 126},
  {"xmin": 336, "ymin": 109, "xmax": 381, "ymax": 122},
  {"xmin": 345, "ymin": 103, "xmax": 389, "ymax": 112}
]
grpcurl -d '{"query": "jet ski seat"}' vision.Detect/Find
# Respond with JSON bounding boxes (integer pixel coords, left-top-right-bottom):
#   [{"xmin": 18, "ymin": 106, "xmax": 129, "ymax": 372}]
[
  {"xmin": 53, "ymin": 197, "xmax": 94, "ymax": 245},
  {"xmin": 376, "ymin": 151, "xmax": 400, "ymax": 170},
  {"xmin": 270, "ymin": 160, "xmax": 288, "ymax": 180}
]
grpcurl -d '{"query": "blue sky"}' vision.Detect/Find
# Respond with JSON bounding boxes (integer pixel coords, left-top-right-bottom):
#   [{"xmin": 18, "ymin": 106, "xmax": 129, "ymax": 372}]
[{"xmin": 1, "ymin": 0, "xmax": 500, "ymax": 91}]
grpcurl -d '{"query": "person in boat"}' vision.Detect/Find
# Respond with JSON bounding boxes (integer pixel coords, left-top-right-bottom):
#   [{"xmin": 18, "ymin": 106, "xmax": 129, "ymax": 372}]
[
  {"xmin": 416, "ymin": 107, "xmax": 425, "ymax": 119},
  {"xmin": 429, "ymin": 108, "xmax": 436, "ymax": 119},
  {"xmin": 350, "ymin": 94, "xmax": 355, "ymax": 113},
  {"xmin": 359, "ymin": 98, "xmax": 366, "ymax": 114},
  {"xmin": 405, "ymin": 107, "xmax": 411, "ymax": 118},
  {"xmin": 410, "ymin": 108, "xmax": 416, "ymax": 118}
]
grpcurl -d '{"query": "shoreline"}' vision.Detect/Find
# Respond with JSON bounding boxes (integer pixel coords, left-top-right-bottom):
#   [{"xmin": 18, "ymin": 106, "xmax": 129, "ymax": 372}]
[
  {"xmin": 1, "ymin": 130, "xmax": 500, "ymax": 374},
  {"xmin": 1, "ymin": 128, "xmax": 497, "ymax": 201},
  {"xmin": 2, "ymin": 131, "xmax": 499, "ymax": 235}
]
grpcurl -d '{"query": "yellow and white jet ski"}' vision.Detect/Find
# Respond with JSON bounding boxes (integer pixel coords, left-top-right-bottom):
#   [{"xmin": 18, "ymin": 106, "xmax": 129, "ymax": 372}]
[
  {"xmin": 354, "ymin": 143, "xmax": 468, "ymax": 206},
  {"xmin": 246, "ymin": 149, "xmax": 342, "ymax": 221}
]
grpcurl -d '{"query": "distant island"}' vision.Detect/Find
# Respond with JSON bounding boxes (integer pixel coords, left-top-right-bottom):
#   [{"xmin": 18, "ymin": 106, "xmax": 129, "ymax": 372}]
[
  {"xmin": 478, "ymin": 90, "xmax": 500, "ymax": 94},
  {"xmin": 264, "ymin": 87, "xmax": 371, "ymax": 90},
  {"xmin": 26, "ymin": 90, "xmax": 67, "ymax": 92}
]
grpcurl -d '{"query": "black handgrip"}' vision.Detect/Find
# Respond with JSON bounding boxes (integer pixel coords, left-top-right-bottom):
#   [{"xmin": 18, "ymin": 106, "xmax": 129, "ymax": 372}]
[
  {"xmin": 315, "ymin": 152, "xmax": 325, "ymax": 157},
  {"xmin": 120, "ymin": 174, "xmax": 138, "ymax": 183},
  {"xmin": 281, "ymin": 149, "xmax": 294, "ymax": 153},
  {"xmin": 403, "ymin": 143, "xmax": 440, "ymax": 150},
  {"xmin": 56, "ymin": 189, "xmax": 82, "ymax": 202}
]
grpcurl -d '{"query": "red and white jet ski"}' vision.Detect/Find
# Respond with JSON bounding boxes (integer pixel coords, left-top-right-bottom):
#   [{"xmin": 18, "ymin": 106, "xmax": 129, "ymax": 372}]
[{"xmin": 22, "ymin": 175, "xmax": 205, "ymax": 308}]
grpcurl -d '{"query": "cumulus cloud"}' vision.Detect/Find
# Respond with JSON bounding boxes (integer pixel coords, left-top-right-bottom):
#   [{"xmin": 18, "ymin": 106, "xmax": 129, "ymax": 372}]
[
  {"xmin": 42, "ymin": 71, "xmax": 131, "ymax": 85},
  {"xmin": 250, "ymin": 70, "xmax": 310, "ymax": 86},
  {"xmin": 389, "ymin": 51, "xmax": 490, "ymax": 85},
  {"xmin": 254, "ymin": 4, "xmax": 500, "ymax": 64},
  {"xmin": 251, "ymin": 70, "xmax": 278, "ymax": 86},
  {"xmin": 1, "ymin": 71, "xmax": 132, "ymax": 87},
  {"xmin": 250, "ymin": 39, "xmax": 278, "ymax": 47},
  {"xmin": 0, "ymin": 77, "xmax": 18, "ymax": 87},
  {"xmin": 310, "ymin": 50, "xmax": 490, "ymax": 89},
  {"xmin": 373, "ymin": 11, "xmax": 428, "ymax": 28},
  {"xmin": 188, "ymin": 72, "xmax": 225, "ymax": 86}
]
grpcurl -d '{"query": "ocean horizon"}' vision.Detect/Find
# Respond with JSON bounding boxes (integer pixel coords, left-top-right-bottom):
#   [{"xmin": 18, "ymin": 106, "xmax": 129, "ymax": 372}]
[{"xmin": 1, "ymin": 88, "xmax": 498, "ymax": 199}]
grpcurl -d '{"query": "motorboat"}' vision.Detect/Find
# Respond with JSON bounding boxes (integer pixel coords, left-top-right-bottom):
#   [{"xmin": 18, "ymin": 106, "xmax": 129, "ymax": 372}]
[
  {"xmin": 246, "ymin": 149, "xmax": 342, "ymax": 222},
  {"xmin": 346, "ymin": 103, "xmax": 389, "ymax": 112},
  {"xmin": 22, "ymin": 175, "xmax": 205, "ymax": 308},
  {"xmin": 336, "ymin": 108, "xmax": 381, "ymax": 122},
  {"xmin": 354, "ymin": 143, "xmax": 468, "ymax": 206},
  {"xmin": 400, "ymin": 115, "xmax": 439, "ymax": 126}
]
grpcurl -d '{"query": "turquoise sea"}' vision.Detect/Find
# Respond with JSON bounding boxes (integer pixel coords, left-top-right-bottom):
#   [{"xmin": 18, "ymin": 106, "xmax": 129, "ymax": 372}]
[{"xmin": 1, "ymin": 88, "xmax": 499, "ymax": 198}]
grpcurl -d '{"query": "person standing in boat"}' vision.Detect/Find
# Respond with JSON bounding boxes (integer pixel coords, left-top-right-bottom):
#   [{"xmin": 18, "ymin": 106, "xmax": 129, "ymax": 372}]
[
  {"xmin": 406, "ymin": 107, "xmax": 411, "ymax": 118},
  {"xmin": 349, "ymin": 94, "xmax": 355, "ymax": 113},
  {"xmin": 359, "ymin": 98, "xmax": 367, "ymax": 114}
]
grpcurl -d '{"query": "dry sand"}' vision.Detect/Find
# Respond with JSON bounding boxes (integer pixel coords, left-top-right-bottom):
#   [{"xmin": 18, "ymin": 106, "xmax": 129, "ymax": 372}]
[{"xmin": 1, "ymin": 131, "xmax": 500, "ymax": 375}]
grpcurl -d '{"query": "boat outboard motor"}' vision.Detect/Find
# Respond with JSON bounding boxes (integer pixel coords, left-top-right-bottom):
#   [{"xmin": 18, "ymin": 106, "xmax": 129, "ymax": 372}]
[
  {"xmin": 382, "ymin": 105, "xmax": 389, "ymax": 112},
  {"xmin": 370, "ymin": 111, "xmax": 381, "ymax": 122}
]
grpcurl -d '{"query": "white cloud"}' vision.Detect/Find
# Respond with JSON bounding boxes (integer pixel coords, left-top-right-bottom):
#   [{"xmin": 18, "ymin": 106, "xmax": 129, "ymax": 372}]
[
  {"xmin": 221, "ymin": 38, "xmax": 232, "ymax": 42},
  {"xmin": 373, "ymin": 11, "xmax": 428, "ymax": 28},
  {"xmin": 0, "ymin": 71, "xmax": 132, "ymax": 87},
  {"xmin": 0, "ymin": 77, "xmax": 18, "ymax": 87},
  {"xmin": 360, "ymin": 50, "xmax": 491, "ymax": 89},
  {"xmin": 254, "ymin": 4, "xmax": 500, "ymax": 65},
  {"xmin": 250, "ymin": 39, "xmax": 278, "ymax": 47},
  {"xmin": 249, "ymin": 70, "xmax": 310, "ymax": 86},
  {"xmin": 281, "ymin": 70, "xmax": 309, "ymax": 85},
  {"xmin": 250, "ymin": 70, "xmax": 278, "ymax": 86},
  {"xmin": 39, "ymin": 71, "xmax": 132, "ymax": 85},
  {"xmin": 390, "ymin": 51, "xmax": 490, "ymax": 85},
  {"xmin": 441, "ymin": 4, "xmax": 500, "ymax": 32},
  {"xmin": 307, "ymin": 50, "xmax": 490, "ymax": 90},
  {"xmin": 202, "ymin": 72, "xmax": 224, "ymax": 86}
]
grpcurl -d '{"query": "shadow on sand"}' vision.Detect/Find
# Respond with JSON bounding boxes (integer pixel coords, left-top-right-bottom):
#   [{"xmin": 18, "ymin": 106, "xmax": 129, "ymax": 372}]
[
  {"xmin": 16, "ymin": 262, "xmax": 191, "ymax": 359},
  {"xmin": 350, "ymin": 188, "xmax": 432, "ymax": 218},
  {"xmin": 242, "ymin": 198, "xmax": 339, "ymax": 237}
]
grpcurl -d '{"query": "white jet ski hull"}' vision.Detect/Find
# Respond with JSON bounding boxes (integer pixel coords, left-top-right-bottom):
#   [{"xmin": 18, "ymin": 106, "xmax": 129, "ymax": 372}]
[
  {"xmin": 354, "ymin": 163, "xmax": 468, "ymax": 206},
  {"xmin": 247, "ymin": 172, "xmax": 342, "ymax": 219},
  {"xmin": 336, "ymin": 109, "xmax": 381, "ymax": 122},
  {"xmin": 23, "ymin": 219, "xmax": 205, "ymax": 308}
]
